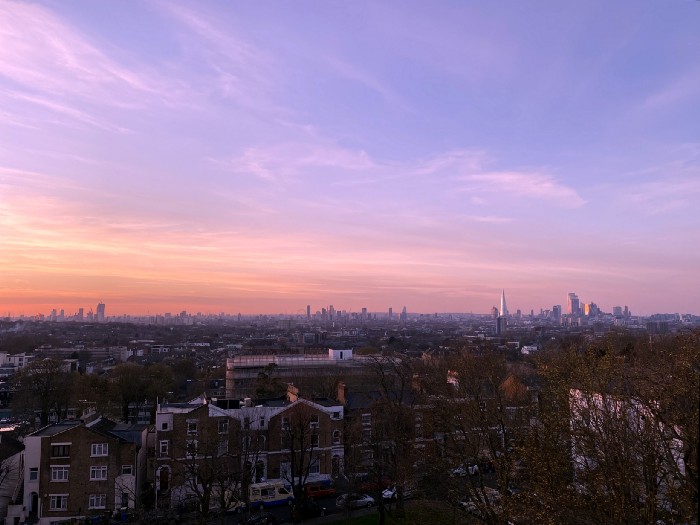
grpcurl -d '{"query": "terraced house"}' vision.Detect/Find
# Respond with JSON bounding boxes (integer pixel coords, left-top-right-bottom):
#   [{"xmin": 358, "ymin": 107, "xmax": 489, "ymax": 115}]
[
  {"xmin": 154, "ymin": 387, "xmax": 344, "ymax": 512},
  {"xmin": 21, "ymin": 416, "xmax": 147, "ymax": 525}
]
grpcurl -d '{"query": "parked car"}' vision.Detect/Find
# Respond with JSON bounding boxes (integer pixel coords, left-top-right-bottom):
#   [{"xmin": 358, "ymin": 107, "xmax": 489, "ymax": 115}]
[
  {"xmin": 336, "ymin": 493, "xmax": 375, "ymax": 509},
  {"xmin": 179, "ymin": 494, "xmax": 200, "ymax": 513},
  {"xmin": 303, "ymin": 481, "xmax": 336, "ymax": 499},
  {"xmin": 296, "ymin": 500, "xmax": 326, "ymax": 518},
  {"xmin": 451, "ymin": 463, "xmax": 479, "ymax": 477},
  {"xmin": 382, "ymin": 485, "xmax": 415, "ymax": 501},
  {"xmin": 224, "ymin": 498, "xmax": 247, "ymax": 514},
  {"xmin": 240, "ymin": 510, "xmax": 278, "ymax": 525}
]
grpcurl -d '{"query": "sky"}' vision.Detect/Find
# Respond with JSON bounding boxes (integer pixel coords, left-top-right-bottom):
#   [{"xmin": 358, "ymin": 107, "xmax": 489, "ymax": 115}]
[{"xmin": 1, "ymin": 0, "xmax": 699, "ymax": 317}]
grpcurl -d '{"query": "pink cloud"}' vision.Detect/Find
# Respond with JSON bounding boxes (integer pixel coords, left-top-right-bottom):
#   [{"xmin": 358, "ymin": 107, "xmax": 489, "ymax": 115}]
[{"xmin": 460, "ymin": 171, "xmax": 586, "ymax": 207}]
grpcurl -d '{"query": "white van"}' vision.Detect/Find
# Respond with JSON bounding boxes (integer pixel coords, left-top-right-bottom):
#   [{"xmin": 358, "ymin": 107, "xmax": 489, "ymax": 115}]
[{"xmin": 249, "ymin": 481, "xmax": 295, "ymax": 509}]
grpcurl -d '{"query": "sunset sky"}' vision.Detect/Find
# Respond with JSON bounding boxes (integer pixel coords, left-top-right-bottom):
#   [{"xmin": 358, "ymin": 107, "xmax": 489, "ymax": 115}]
[{"xmin": 1, "ymin": 1, "xmax": 699, "ymax": 317}]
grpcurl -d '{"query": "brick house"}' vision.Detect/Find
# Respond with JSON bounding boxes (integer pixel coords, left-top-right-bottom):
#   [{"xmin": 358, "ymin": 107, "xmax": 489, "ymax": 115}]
[
  {"xmin": 22, "ymin": 417, "xmax": 146, "ymax": 525},
  {"xmin": 154, "ymin": 388, "xmax": 344, "ymax": 509},
  {"xmin": 153, "ymin": 398, "xmax": 244, "ymax": 510}
]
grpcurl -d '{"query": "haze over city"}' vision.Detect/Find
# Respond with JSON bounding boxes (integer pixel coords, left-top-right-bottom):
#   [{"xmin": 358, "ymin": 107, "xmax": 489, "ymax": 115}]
[{"xmin": 1, "ymin": 1, "xmax": 699, "ymax": 317}]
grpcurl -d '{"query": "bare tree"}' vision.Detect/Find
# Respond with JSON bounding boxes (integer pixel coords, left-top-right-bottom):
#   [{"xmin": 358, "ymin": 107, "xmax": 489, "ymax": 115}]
[
  {"xmin": 10, "ymin": 357, "xmax": 73, "ymax": 428},
  {"xmin": 169, "ymin": 412, "xmax": 259, "ymax": 525},
  {"xmin": 424, "ymin": 352, "xmax": 529, "ymax": 525},
  {"xmin": 278, "ymin": 401, "xmax": 322, "ymax": 502},
  {"xmin": 340, "ymin": 356, "xmax": 424, "ymax": 525}
]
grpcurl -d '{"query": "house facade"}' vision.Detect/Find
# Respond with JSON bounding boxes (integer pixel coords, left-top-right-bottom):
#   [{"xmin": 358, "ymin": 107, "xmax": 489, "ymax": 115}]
[
  {"xmin": 22, "ymin": 418, "xmax": 145, "ymax": 525},
  {"xmin": 154, "ymin": 389, "xmax": 345, "ymax": 509}
]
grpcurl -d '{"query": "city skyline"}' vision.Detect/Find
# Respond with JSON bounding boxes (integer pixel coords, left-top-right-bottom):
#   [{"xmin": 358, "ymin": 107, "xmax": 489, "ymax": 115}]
[
  {"xmin": 4, "ymin": 291, "xmax": 655, "ymax": 320},
  {"xmin": 1, "ymin": 1, "xmax": 699, "ymax": 316}
]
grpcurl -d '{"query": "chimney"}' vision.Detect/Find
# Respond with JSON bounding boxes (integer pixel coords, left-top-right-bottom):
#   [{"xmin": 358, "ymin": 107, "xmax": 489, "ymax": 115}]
[
  {"xmin": 337, "ymin": 381, "xmax": 347, "ymax": 406},
  {"xmin": 244, "ymin": 397, "xmax": 252, "ymax": 408},
  {"xmin": 286, "ymin": 384, "xmax": 299, "ymax": 402}
]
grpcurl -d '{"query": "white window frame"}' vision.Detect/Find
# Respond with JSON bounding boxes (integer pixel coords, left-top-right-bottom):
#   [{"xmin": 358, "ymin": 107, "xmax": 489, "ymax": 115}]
[
  {"xmin": 51, "ymin": 465, "xmax": 69, "ymax": 482},
  {"xmin": 122, "ymin": 465, "xmax": 133, "ymax": 475},
  {"xmin": 88, "ymin": 493, "xmax": 107, "ymax": 509},
  {"xmin": 280, "ymin": 461, "xmax": 290, "ymax": 479},
  {"xmin": 159, "ymin": 440, "xmax": 169, "ymax": 457},
  {"xmin": 218, "ymin": 419, "xmax": 229, "ymax": 434},
  {"xmin": 49, "ymin": 494, "xmax": 68, "ymax": 510},
  {"xmin": 187, "ymin": 420, "xmax": 198, "ymax": 435},
  {"xmin": 91, "ymin": 443, "xmax": 108, "ymax": 457},
  {"xmin": 309, "ymin": 457, "xmax": 320, "ymax": 475},
  {"xmin": 29, "ymin": 467, "xmax": 38, "ymax": 481},
  {"xmin": 90, "ymin": 465, "xmax": 108, "ymax": 481},
  {"xmin": 281, "ymin": 416, "xmax": 290, "ymax": 430},
  {"xmin": 332, "ymin": 430, "xmax": 341, "ymax": 445},
  {"xmin": 309, "ymin": 414, "xmax": 320, "ymax": 430}
]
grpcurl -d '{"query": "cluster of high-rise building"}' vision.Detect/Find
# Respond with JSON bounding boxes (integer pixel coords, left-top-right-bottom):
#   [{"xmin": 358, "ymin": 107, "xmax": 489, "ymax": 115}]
[
  {"xmin": 42, "ymin": 303, "xmax": 105, "ymax": 323},
  {"xmin": 2, "ymin": 293, "xmax": 672, "ymax": 328},
  {"xmin": 305, "ymin": 304, "xmax": 407, "ymax": 323}
]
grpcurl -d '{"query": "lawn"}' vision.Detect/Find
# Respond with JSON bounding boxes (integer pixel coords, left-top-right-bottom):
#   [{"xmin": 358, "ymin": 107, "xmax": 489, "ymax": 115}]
[{"xmin": 328, "ymin": 500, "xmax": 473, "ymax": 525}]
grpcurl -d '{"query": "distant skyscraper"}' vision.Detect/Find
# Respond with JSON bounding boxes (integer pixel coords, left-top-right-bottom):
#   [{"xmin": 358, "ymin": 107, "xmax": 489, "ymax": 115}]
[
  {"xmin": 567, "ymin": 293, "xmax": 580, "ymax": 316},
  {"xmin": 400, "ymin": 306, "xmax": 407, "ymax": 321},
  {"xmin": 612, "ymin": 306, "xmax": 622, "ymax": 317},
  {"xmin": 499, "ymin": 289, "xmax": 508, "ymax": 317},
  {"xmin": 491, "ymin": 306, "xmax": 499, "ymax": 319},
  {"xmin": 552, "ymin": 305, "xmax": 562, "ymax": 320},
  {"xmin": 496, "ymin": 315, "xmax": 507, "ymax": 335},
  {"xmin": 361, "ymin": 307, "xmax": 367, "ymax": 321},
  {"xmin": 77, "ymin": 308, "xmax": 84, "ymax": 322},
  {"xmin": 496, "ymin": 289, "xmax": 508, "ymax": 335},
  {"xmin": 306, "ymin": 304, "xmax": 311, "ymax": 321},
  {"xmin": 388, "ymin": 307, "xmax": 393, "ymax": 320},
  {"xmin": 96, "ymin": 302, "xmax": 105, "ymax": 323}
]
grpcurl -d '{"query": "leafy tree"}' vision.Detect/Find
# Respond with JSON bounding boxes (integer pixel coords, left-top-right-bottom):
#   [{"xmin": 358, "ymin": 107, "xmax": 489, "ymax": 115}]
[{"xmin": 425, "ymin": 353, "xmax": 528, "ymax": 525}]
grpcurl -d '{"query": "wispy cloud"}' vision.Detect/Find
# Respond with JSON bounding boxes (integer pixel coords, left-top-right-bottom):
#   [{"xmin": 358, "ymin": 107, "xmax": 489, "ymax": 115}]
[
  {"xmin": 1, "ymin": 90, "xmax": 131, "ymax": 133},
  {"xmin": 411, "ymin": 150, "xmax": 487, "ymax": 176},
  {"xmin": 641, "ymin": 66, "xmax": 700, "ymax": 111},
  {"xmin": 326, "ymin": 56, "xmax": 411, "ymax": 112},
  {"xmin": 157, "ymin": 2, "xmax": 283, "ymax": 114},
  {"xmin": 458, "ymin": 171, "xmax": 586, "ymax": 208},
  {"xmin": 616, "ymin": 145, "xmax": 700, "ymax": 215},
  {"xmin": 0, "ymin": 1, "xmax": 176, "ymax": 128},
  {"xmin": 467, "ymin": 215, "xmax": 513, "ymax": 223},
  {"xmin": 627, "ymin": 177, "xmax": 700, "ymax": 215},
  {"xmin": 210, "ymin": 142, "xmax": 376, "ymax": 182}
]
